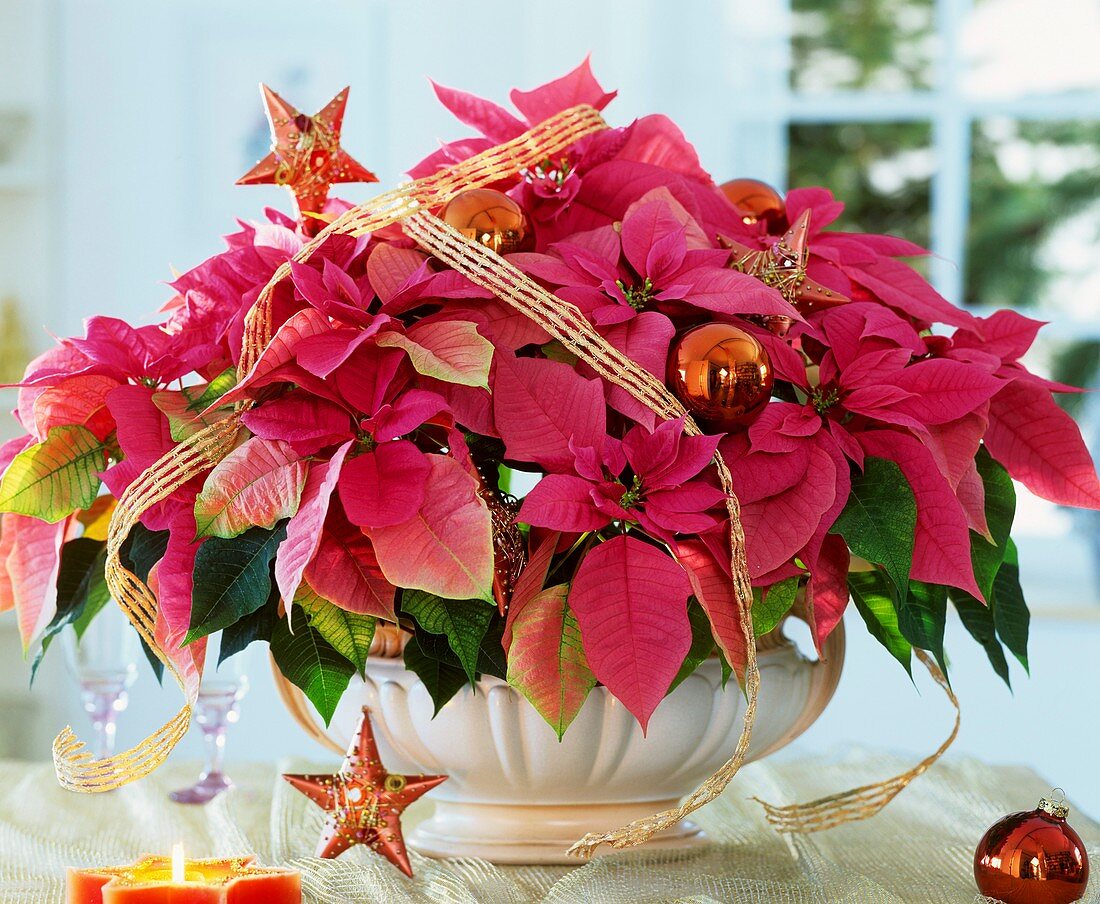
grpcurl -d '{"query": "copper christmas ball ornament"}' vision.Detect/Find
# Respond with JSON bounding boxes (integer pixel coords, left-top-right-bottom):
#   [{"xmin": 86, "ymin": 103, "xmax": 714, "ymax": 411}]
[
  {"xmin": 974, "ymin": 792, "xmax": 1089, "ymax": 904},
  {"xmin": 667, "ymin": 323, "xmax": 773, "ymax": 432},
  {"xmin": 719, "ymin": 178, "xmax": 786, "ymax": 229},
  {"xmin": 438, "ymin": 188, "xmax": 535, "ymax": 255},
  {"xmin": 747, "ymin": 314, "xmax": 795, "ymax": 338}
]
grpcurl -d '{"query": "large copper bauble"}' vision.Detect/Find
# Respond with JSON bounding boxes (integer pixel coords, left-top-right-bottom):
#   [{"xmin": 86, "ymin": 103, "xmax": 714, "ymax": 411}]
[
  {"xmin": 719, "ymin": 178, "xmax": 786, "ymax": 229},
  {"xmin": 666, "ymin": 323, "xmax": 773, "ymax": 432},
  {"xmin": 974, "ymin": 795, "xmax": 1089, "ymax": 904},
  {"xmin": 438, "ymin": 188, "xmax": 535, "ymax": 255}
]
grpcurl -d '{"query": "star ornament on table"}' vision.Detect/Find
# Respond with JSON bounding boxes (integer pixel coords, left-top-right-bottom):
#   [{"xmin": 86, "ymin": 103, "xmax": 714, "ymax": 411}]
[
  {"xmin": 283, "ymin": 707, "xmax": 446, "ymax": 877},
  {"xmin": 237, "ymin": 84, "xmax": 378, "ymax": 236},
  {"xmin": 720, "ymin": 209, "xmax": 849, "ymax": 320}
]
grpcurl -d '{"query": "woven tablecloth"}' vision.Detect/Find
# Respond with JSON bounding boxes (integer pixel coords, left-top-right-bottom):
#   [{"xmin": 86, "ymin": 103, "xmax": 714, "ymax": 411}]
[{"xmin": 0, "ymin": 752, "xmax": 1094, "ymax": 903}]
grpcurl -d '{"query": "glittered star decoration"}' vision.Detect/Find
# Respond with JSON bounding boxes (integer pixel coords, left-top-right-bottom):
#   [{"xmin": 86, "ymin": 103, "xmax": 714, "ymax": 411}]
[
  {"xmin": 237, "ymin": 84, "xmax": 377, "ymax": 236},
  {"xmin": 283, "ymin": 708, "xmax": 446, "ymax": 877},
  {"xmin": 720, "ymin": 209, "xmax": 849, "ymax": 317}
]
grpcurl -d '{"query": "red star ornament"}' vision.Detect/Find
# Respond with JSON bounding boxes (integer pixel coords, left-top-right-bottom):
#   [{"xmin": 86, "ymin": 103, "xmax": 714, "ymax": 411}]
[
  {"xmin": 237, "ymin": 84, "xmax": 377, "ymax": 236},
  {"xmin": 283, "ymin": 707, "xmax": 446, "ymax": 876},
  {"xmin": 720, "ymin": 209, "xmax": 850, "ymax": 319}
]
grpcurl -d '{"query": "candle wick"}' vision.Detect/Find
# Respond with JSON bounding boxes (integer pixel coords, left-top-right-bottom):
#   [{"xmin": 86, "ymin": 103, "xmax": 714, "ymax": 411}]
[{"xmin": 171, "ymin": 843, "xmax": 186, "ymax": 883}]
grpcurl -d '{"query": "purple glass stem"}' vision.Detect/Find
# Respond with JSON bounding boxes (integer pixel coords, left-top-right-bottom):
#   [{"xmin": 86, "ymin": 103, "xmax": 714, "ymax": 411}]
[
  {"xmin": 169, "ymin": 687, "xmax": 241, "ymax": 805},
  {"xmin": 79, "ymin": 681, "xmax": 129, "ymax": 760}
]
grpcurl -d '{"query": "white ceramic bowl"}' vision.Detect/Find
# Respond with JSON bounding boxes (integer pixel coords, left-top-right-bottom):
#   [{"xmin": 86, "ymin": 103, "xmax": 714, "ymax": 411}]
[{"xmin": 313, "ymin": 625, "xmax": 845, "ymax": 864}]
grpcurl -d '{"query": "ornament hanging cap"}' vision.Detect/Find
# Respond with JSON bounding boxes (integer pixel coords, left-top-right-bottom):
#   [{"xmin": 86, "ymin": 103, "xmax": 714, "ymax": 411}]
[{"xmin": 1038, "ymin": 788, "xmax": 1070, "ymax": 819}]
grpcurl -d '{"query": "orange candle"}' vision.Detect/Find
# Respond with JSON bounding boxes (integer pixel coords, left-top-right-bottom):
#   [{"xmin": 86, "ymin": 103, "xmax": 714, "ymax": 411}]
[{"xmin": 67, "ymin": 844, "xmax": 301, "ymax": 904}]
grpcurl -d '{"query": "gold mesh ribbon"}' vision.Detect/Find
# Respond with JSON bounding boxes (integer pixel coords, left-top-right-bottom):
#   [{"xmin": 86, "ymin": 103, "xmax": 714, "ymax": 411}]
[
  {"xmin": 54, "ymin": 99, "xmax": 958, "ymax": 848},
  {"xmin": 54, "ymin": 416, "xmax": 243, "ymax": 791},
  {"xmin": 755, "ymin": 650, "xmax": 961, "ymax": 833}
]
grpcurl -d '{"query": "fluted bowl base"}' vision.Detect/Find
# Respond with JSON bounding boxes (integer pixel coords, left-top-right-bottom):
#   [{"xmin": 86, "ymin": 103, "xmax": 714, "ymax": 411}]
[
  {"xmin": 408, "ymin": 799, "xmax": 703, "ymax": 864},
  {"xmin": 288, "ymin": 623, "xmax": 847, "ymax": 865}
]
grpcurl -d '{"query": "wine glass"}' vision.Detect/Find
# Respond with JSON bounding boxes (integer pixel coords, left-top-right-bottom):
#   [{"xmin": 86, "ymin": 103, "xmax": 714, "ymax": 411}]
[
  {"xmin": 169, "ymin": 633, "xmax": 250, "ymax": 805},
  {"xmin": 62, "ymin": 603, "xmax": 140, "ymax": 761}
]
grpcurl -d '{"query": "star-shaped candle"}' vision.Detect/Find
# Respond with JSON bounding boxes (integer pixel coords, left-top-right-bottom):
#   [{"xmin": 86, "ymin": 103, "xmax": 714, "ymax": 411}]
[
  {"xmin": 66, "ymin": 845, "xmax": 300, "ymax": 903},
  {"xmin": 284, "ymin": 708, "xmax": 447, "ymax": 876},
  {"xmin": 237, "ymin": 84, "xmax": 377, "ymax": 235},
  {"xmin": 721, "ymin": 209, "xmax": 849, "ymax": 319}
]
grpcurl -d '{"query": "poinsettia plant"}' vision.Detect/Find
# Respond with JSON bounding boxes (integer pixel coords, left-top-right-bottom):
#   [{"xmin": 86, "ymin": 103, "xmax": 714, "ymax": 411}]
[{"xmin": 3, "ymin": 60, "xmax": 1099, "ymax": 740}]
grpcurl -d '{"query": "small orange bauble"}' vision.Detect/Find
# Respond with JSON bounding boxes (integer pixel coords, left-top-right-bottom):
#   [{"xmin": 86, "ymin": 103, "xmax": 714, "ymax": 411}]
[
  {"xmin": 438, "ymin": 188, "xmax": 535, "ymax": 255},
  {"xmin": 719, "ymin": 178, "xmax": 786, "ymax": 229},
  {"xmin": 974, "ymin": 793, "xmax": 1089, "ymax": 904},
  {"xmin": 667, "ymin": 323, "xmax": 773, "ymax": 432}
]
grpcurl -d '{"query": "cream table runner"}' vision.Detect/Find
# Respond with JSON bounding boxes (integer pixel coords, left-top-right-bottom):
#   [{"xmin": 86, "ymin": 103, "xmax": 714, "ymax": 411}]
[{"xmin": 0, "ymin": 753, "xmax": 1094, "ymax": 903}]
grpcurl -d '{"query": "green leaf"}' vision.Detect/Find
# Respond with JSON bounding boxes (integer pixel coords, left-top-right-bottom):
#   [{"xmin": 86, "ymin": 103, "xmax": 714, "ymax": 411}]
[
  {"xmin": 540, "ymin": 340, "xmax": 579, "ymax": 367},
  {"xmin": 669, "ymin": 599, "xmax": 716, "ymax": 693},
  {"xmin": 992, "ymin": 539, "xmax": 1029, "ymax": 674},
  {"xmin": 194, "ymin": 367, "xmax": 238, "ymax": 408},
  {"xmin": 270, "ymin": 616, "xmax": 354, "ymax": 725},
  {"xmin": 186, "ymin": 523, "xmax": 286, "ymax": 644},
  {"xmin": 401, "ymin": 589, "xmax": 495, "ymax": 683},
  {"xmin": 153, "ymin": 368, "xmax": 238, "ymax": 441},
  {"xmin": 30, "ymin": 538, "xmax": 108, "ymax": 683},
  {"xmin": 970, "ymin": 447, "xmax": 1016, "ymax": 602},
  {"xmin": 296, "ymin": 583, "xmax": 376, "ymax": 677},
  {"xmin": 402, "ymin": 633, "xmax": 469, "ymax": 715},
  {"xmin": 0, "ymin": 425, "xmax": 106, "ymax": 522},
  {"xmin": 475, "ymin": 615, "xmax": 507, "ymax": 680},
  {"xmin": 119, "ymin": 524, "xmax": 170, "ymax": 583},
  {"xmin": 72, "ymin": 578, "xmax": 111, "ymax": 641},
  {"xmin": 139, "ymin": 634, "xmax": 166, "ymax": 684},
  {"xmin": 899, "ymin": 580, "xmax": 949, "ymax": 679},
  {"xmin": 848, "ymin": 569, "xmax": 912, "ymax": 676},
  {"xmin": 411, "ymin": 618, "xmax": 505, "ymax": 680},
  {"xmin": 218, "ymin": 584, "xmax": 279, "ymax": 666},
  {"xmin": 831, "ymin": 457, "xmax": 916, "ymax": 605},
  {"xmin": 751, "ymin": 577, "xmax": 800, "ymax": 637},
  {"xmin": 718, "ymin": 647, "xmax": 733, "ymax": 688},
  {"xmin": 949, "ymin": 589, "xmax": 1011, "ymax": 688}
]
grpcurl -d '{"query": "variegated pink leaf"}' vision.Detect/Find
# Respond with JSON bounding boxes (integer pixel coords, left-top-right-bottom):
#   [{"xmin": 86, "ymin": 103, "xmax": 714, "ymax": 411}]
[
  {"xmin": 275, "ymin": 442, "xmax": 352, "ymax": 610},
  {"xmin": 504, "ymin": 529, "xmax": 560, "ymax": 650},
  {"xmin": 32, "ymin": 374, "xmax": 120, "ymax": 441},
  {"xmin": 7, "ymin": 514, "xmax": 66, "ymax": 649},
  {"xmin": 368, "ymin": 454, "xmax": 494, "ymax": 603},
  {"xmin": 376, "ymin": 320, "xmax": 493, "ymax": 388},
  {"xmin": 194, "ymin": 437, "xmax": 306, "ymax": 539},
  {"xmin": 506, "ymin": 583, "xmax": 595, "ymax": 739},
  {"xmin": 211, "ymin": 308, "xmax": 331, "ymax": 410},
  {"xmin": 304, "ymin": 517, "xmax": 396, "ymax": 619}
]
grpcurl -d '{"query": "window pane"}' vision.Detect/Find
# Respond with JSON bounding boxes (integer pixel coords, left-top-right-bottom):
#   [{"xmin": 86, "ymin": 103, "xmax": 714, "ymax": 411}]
[
  {"xmin": 788, "ymin": 121, "xmax": 933, "ymax": 248},
  {"xmin": 791, "ymin": 0, "xmax": 935, "ymax": 93},
  {"xmin": 966, "ymin": 119, "xmax": 1100, "ymax": 317}
]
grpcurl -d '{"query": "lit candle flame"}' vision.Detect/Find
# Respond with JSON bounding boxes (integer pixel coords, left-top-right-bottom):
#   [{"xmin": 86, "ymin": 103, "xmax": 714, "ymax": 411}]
[{"xmin": 171, "ymin": 842, "xmax": 185, "ymax": 883}]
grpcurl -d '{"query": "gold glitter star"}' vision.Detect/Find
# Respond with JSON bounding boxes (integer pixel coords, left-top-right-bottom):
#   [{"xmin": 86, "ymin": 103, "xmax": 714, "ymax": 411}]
[
  {"xmin": 284, "ymin": 708, "xmax": 446, "ymax": 876},
  {"xmin": 237, "ymin": 84, "xmax": 377, "ymax": 236}
]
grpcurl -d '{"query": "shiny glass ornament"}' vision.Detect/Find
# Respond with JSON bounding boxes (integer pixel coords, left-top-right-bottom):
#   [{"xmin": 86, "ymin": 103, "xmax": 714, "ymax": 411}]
[
  {"xmin": 666, "ymin": 323, "xmax": 773, "ymax": 432},
  {"xmin": 974, "ymin": 791, "xmax": 1089, "ymax": 904},
  {"xmin": 438, "ymin": 189, "xmax": 535, "ymax": 255},
  {"xmin": 719, "ymin": 178, "xmax": 786, "ymax": 229}
]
